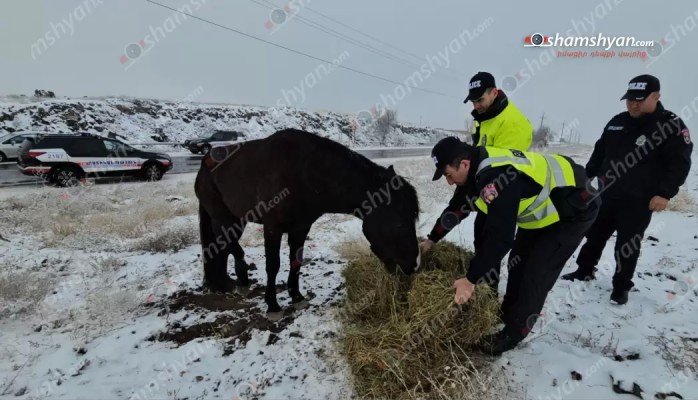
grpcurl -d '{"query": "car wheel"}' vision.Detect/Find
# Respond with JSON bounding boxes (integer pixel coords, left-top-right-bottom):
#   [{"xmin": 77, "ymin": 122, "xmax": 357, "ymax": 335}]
[
  {"xmin": 142, "ymin": 163, "xmax": 163, "ymax": 181},
  {"xmin": 0, "ymin": 152, "xmax": 6, "ymax": 162},
  {"xmin": 53, "ymin": 166, "xmax": 82, "ymax": 187},
  {"xmin": 201, "ymin": 144, "xmax": 211, "ymax": 155}
]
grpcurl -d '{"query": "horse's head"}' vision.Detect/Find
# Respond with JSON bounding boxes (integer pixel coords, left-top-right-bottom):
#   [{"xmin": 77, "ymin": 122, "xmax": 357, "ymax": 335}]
[{"xmin": 360, "ymin": 165, "xmax": 421, "ymax": 275}]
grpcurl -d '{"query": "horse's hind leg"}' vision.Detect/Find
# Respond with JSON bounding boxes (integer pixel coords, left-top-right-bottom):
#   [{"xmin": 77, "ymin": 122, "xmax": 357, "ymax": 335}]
[
  {"xmin": 215, "ymin": 218, "xmax": 250, "ymax": 286},
  {"xmin": 287, "ymin": 225, "xmax": 312, "ymax": 304},
  {"xmin": 199, "ymin": 205, "xmax": 235, "ymax": 292},
  {"xmin": 263, "ymin": 225, "xmax": 283, "ymax": 314}
]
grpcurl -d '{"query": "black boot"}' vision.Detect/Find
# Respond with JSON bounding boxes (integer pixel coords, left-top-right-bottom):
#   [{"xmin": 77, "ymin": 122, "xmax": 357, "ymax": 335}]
[
  {"xmin": 610, "ymin": 288, "xmax": 629, "ymax": 305},
  {"xmin": 477, "ymin": 329, "xmax": 523, "ymax": 356},
  {"xmin": 561, "ymin": 268, "xmax": 596, "ymax": 282}
]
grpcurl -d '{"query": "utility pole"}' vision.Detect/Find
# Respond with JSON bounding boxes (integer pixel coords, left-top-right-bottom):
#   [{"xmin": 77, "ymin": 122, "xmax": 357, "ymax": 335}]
[
  {"xmin": 561, "ymin": 121, "xmax": 566, "ymax": 142},
  {"xmin": 538, "ymin": 112, "xmax": 546, "ymax": 132}
]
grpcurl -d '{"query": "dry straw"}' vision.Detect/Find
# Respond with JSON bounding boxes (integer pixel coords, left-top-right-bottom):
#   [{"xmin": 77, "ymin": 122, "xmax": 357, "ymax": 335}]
[{"xmin": 340, "ymin": 240, "xmax": 501, "ymax": 399}]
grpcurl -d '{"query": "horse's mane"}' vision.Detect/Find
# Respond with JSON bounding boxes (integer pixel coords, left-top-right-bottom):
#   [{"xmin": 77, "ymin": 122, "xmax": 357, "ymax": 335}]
[{"xmin": 274, "ymin": 129, "xmax": 420, "ymax": 220}]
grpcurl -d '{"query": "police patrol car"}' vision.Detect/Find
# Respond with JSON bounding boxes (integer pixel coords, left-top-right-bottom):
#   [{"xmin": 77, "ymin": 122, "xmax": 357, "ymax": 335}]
[{"xmin": 17, "ymin": 132, "xmax": 173, "ymax": 186}]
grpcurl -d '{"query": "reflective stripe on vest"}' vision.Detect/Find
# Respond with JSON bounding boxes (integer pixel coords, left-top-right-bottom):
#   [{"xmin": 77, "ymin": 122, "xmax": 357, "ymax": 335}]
[
  {"xmin": 518, "ymin": 155, "xmax": 572, "ymax": 222},
  {"xmin": 474, "ymin": 148, "xmax": 577, "ymax": 229}
]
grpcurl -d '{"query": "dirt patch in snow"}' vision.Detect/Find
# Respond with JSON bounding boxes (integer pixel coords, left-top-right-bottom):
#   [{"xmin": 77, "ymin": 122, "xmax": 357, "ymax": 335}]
[{"xmin": 146, "ymin": 286, "xmax": 309, "ymax": 355}]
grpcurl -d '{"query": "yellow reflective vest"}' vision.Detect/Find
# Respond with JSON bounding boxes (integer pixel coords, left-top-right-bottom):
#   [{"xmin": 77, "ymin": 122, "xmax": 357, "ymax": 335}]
[
  {"xmin": 475, "ymin": 101, "xmax": 533, "ymax": 151},
  {"xmin": 474, "ymin": 147, "xmax": 579, "ymax": 229}
]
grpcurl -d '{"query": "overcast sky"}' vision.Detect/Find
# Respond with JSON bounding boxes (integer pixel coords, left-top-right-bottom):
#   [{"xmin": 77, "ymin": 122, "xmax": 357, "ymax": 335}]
[{"xmin": 1, "ymin": 0, "xmax": 697, "ymax": 143}]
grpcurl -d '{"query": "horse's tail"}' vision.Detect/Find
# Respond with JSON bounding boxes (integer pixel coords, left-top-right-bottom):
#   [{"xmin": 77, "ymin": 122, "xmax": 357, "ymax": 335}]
[
  {"xmin": 195, "ymin": 153, "xmax": 220, "ymax": 252},
  {"xmin": 198, "ymin": 203, "xmax": 215, "ymax": 252},
  {"xmin": 196, "ymin": 162, "xmax": 225, "ymax": 286}
]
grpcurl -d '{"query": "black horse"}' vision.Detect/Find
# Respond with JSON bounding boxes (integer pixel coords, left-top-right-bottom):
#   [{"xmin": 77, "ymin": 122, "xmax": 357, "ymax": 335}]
[{"xmin": 194, "ymin": 129, "xmax": 421, "ymax": 314}]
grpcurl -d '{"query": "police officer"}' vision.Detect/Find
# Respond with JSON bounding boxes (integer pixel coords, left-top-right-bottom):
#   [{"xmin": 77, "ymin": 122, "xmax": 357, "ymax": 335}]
[
  {"xmin": 420, "ymin": 72, "xmax": 534, "ymax": 294},
  {"xmin": 562, "ymin": 75, "xmax": 693, "ymax": 305},
  {"xmin": 428, "ymin": 137, "xmax": 599, "ymax": 355},
  {"xmin": 465, "ymin": 71, "xmax": 534, "ymax": 149}
]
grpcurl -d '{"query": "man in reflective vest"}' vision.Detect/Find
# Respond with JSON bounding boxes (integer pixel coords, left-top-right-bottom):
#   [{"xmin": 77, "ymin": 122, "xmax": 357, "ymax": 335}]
[
  {"xmin": 466, "ymin": 71, "xmax": 533, "ymax": 150},
  {"xmin": 421, "ymin": 72, "xmax": 534, "ymax": 295},
  {"xmin": 426, "ymin": 137, "xmax": 600, "ymax": 355}
]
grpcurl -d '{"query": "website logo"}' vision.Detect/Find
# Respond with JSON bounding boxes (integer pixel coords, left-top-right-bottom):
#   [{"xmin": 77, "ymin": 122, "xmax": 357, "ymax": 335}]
[{"xmin": 524, "ymin": 32, "xmax": 654, "ymax": 51}]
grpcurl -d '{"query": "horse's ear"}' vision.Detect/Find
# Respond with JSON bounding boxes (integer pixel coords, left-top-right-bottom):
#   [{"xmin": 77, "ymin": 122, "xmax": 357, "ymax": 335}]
[{"xmin": 387, "ymin": 165, "xmax": 396, "ymax": 175}]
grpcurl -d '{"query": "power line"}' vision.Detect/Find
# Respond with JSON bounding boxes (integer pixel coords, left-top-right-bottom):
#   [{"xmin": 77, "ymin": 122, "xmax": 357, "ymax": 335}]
[
  {"xmin": 143, "ymin": 0, "xmax": 459, "ymax": 99},
  {"xmin": 250, "ymin": 0, "xmax": 460, "ymax": 85},
  {"xmin": 301, "ymin": 4, "xmax": 466, "ymax": 82},
  {"xmin": 305, "ymin": 6, "xmax": 427, "ymax": 63}
]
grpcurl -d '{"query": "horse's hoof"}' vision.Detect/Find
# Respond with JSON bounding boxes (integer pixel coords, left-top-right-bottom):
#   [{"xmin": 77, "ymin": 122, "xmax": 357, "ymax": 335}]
[
  {"xmin": 247, "ymin": 262, "xmax": 257, "ymax": 271},
  {"xmin": 292, "ymin": 299, "xmax": 310, "ymax": 310},
  {"xmin": 236, "ymin": 277, "xmax": 250, "ymax": 287},
  {"xmin": 202, "ymin": 276, "xmax": 236, "ymax": 293},
  {"xmin": 290, "ymin": 293, "xmax": 306, "ymax": 304},
  {"xmin": 266, "ymin": 311, "xmax": 284, "ymax": 322},
  {"xmin": 267, "ymin": 302, "xmax": 282, "ymax": 313},
  {"xmin": 235, "ymin": 285, "xmax": 252, "ymax": 296}
]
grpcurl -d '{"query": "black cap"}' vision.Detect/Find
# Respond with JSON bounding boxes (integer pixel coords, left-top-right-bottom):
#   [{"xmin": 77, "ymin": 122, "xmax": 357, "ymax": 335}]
[
  {"xmin": 621, "ymin": 74, "xmax": 660, "ymax": 101},
  {"xmin": 464, "ymin": 72, "xmax": 496, "ymax": 103},
  {"xmin": 430, "ymin": 136, "xmax": 472, "ymax": 181}
]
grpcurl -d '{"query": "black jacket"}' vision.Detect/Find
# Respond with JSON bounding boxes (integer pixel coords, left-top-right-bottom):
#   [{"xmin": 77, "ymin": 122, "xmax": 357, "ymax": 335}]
[
  {"xmin": 427, "ymin": 148, "xmax": 595, "ymax": 284},
  {"xmin": 586, "ymin": 102, "xmax": 693, "ymax": 202}
]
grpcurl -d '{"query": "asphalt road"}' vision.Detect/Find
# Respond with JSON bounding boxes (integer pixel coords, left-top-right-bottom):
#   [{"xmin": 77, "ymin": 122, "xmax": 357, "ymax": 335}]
[{"xmin": 0, "ymin": 147, "xmax": 432, "ymax": 187}]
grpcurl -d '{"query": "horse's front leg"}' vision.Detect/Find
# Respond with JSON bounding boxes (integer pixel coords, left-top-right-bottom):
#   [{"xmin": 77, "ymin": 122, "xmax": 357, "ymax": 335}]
[
  {"xmin": 287, "ymin": 226, "xmax": 312, "ymax": 305},
  {"xmin": 263, "ymin": 225, "xmax": 283, "ymax": 314}
]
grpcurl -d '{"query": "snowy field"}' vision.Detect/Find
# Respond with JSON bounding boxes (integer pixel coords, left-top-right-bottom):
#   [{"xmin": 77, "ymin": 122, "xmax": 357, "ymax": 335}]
[{"xmin": 1, "ymin": 143, "xmax": 697, "ymax": 399}]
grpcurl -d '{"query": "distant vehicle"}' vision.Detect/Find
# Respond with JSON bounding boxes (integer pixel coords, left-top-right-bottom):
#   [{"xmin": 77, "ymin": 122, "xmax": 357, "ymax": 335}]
[
  {"xmin": 17, "ymin": 132, "xmax": 173, "ymax": 186},
  {"xmin": 183, "ymin": 130, "xmax": 246, "ymax": 154},
  {"xmin": 0, "ymin": 132, "xmax": 46, "ymax": 162}
]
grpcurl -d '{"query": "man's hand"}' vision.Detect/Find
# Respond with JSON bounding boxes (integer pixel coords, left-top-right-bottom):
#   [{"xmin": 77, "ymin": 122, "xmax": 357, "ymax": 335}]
[
  {"xmin": 649, "ymin": 196, "xmax": 669, "ymax": 212},
  {"xmin": 419, "ymin": 239, "xmax": 434, "ymax": 254},
  {"xmin": 453, "ymin": 278, "xmax": 475, "ymax": 305}
]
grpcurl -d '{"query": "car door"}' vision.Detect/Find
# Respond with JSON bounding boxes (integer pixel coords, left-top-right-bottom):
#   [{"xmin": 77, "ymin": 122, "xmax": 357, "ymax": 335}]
[
  {"xmin": 209, "ymin": 131, "xmax": 226, "ymax": 147},
  {"xmin": 102, "ymin": 139, "xmax": 142, "ymax": 177},
  {"xmin": 223, "ymin": 131, "xmax": 238, "ymax": 144},
  {"xmin": 67, "ymin": 138, "xmax": 110, "ymax": 176}
]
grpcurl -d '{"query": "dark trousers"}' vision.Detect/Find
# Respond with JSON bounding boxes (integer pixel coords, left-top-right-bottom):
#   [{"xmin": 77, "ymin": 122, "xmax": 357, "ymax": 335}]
[
  {"xmin": 500, "ymin": 208, "xmax": 598, "ymax": 339},
  {"xmin": 473, "ymin": 212, "xmax": 500, "ymax": 293},
  {"xmin": 576, "ymin": 197, "xmax": 653, "ymax": 291}
]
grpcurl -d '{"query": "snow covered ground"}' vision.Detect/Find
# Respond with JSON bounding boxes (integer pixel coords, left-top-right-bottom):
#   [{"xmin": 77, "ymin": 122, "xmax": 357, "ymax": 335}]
[{"xmin": 1, "ymin": 143, "xmax": 697, "ymax": 400}]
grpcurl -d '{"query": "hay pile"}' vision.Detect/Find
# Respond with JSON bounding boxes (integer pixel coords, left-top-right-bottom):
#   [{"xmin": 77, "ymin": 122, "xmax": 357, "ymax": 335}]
[{"xmin": 340, "ymin": 241, "xmax": 501, "ymax": 399}]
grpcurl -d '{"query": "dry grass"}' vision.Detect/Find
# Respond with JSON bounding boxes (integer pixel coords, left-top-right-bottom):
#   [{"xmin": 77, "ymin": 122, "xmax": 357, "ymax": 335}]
[
  {"xmin": 650, "ymin": 335, "xmax": 698, "ymax": 374},
  {"xmin": 0, "ymin": 264, "xmax": 54, "ymax": 319},
  {"xmin": 93, "ymin": 255, "xmax": 127, "ymax": 272},
  {"xmin": 340, "ymin": 240, "xmax": 502, "ymax": 399},
  {"xmin": 0, "ymin": 179, "xmax": 199, "ymax": 252},
  {"xmin": 83, "ymin": 202, "xmax": 193, "ymax": 239},
  {"xmin": 133, "ymin": 222, "xmax": 199, "ymax": 253},
  {"xmin": 67, "ymin": 289, "xmax": 142, "ymax": 346}
]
